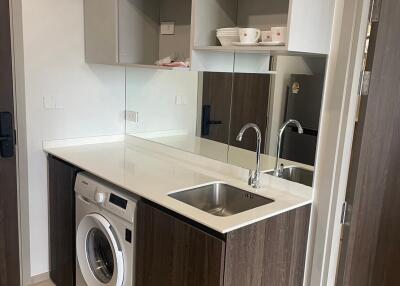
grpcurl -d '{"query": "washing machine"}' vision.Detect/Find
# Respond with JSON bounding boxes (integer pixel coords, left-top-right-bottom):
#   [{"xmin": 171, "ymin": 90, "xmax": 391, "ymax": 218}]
[{"xmin": 75, "ymin": 172, "xmax": 138, "ymax": 286}]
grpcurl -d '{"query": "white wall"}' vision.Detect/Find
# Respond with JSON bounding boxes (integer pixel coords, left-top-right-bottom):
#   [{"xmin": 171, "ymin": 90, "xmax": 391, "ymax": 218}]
[
  {"xmin": 125, "ymin": 68, "xmax": 199, "ymax": 137},
  {"xmin": 21, "ymin": 0, "xmax": 126, "ymax": 276}
]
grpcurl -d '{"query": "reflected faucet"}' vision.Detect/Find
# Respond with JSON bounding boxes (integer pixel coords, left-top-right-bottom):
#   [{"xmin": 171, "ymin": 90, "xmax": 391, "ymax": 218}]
[
  {"xmin": 236, "ymin": 123, "xmax": 262, "ymax": 189},
  {"xmin": 274, "ymin": 119, "xmax": 304, "ymax": 177}
]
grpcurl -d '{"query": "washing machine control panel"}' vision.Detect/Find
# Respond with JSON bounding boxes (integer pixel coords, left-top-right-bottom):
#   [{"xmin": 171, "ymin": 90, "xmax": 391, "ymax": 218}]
[
  {"xmin": 109, "ymin": 193, "xmax": 128, "ymax": 208},
  {"xmin": 75, "ymin": 172, "xmax": 138, "ymax": 223}
]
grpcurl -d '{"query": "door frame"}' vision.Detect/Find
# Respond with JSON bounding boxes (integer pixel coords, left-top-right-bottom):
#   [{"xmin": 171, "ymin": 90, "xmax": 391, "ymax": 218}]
[
  {"xmin": 335, "ymin": 0, "xmax": 400, "ymax": 284},
  {"xmin": 9, "ymin": 0, "xmax": 32, "ymax": 284},
  {"xmin": 303, "ymin": 0, "xmax": 372, "ymax": 285}
]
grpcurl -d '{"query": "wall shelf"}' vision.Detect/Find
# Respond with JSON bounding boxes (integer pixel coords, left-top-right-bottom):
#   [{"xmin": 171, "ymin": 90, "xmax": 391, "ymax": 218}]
[
  {"xmin": 194, "ymin": 45, "xmax": 288, "ymax": 54},
  {"xmin": 125, "ymin": 64, "xmax": 190, "ymax": 71}
]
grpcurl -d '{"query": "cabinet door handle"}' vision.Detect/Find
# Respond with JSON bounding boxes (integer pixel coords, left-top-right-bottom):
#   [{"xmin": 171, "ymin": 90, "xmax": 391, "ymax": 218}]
[{"xmin": 0, "ymin": 112, "xmax": 14, "ymax": 158}]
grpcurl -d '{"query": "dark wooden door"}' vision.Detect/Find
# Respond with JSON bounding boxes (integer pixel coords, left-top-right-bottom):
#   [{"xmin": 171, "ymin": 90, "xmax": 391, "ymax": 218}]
[
  {"xmin": 229, "ymin": 73, "xmax": 270, "ymax": 152},
  {"xmin": 136, "ymin": 200, "xmax": 226, "ymax": 286},
  {"xmin": 336, "ymin": 0, "xmax": 400, "ymax": 285},
  {"xmin": 0, "ymin": 1, "xmax": 20, "ymax": 285},
  {"xmin": 48, "ymin": 156, "xmax": 78, "ymax": 286},
  {"xmin": 201, "ymin": 72, "xmax": 233, "ymax": 144},
  {"xmin": 201, "ymin": 72, "xmax": 271, "ymax": 151}
]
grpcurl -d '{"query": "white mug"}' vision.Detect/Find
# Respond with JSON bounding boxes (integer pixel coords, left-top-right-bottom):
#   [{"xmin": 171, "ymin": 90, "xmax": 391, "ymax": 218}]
[
  {"xmin": 271, "ymin": 27, "xmax": 287, "ymax": 43},
  {"xmin": 261, "ymin": 31, "xmax": 272, "ymax": 42},
  {"xmin": 239, "ymin": 28, "xmax": 261, "ymax": 44}
]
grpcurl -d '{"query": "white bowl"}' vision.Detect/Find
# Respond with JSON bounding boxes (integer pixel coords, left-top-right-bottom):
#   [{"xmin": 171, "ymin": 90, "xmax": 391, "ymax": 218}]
[
  {"xmin": 217, "ymin": 27, "xmax": 239, "ymax": 30},
  {"xmin": 217, "ymin": 32, "xmax": 239, "ymax": 36},
  {"xmin": 217, "ymin": 31, "xmax": 239, "ymax": 34},
  {"xmin": 217, "ymin": 35, "xmax": 240, "ymax": 46},
  {"xmin": 217, "ymin": 34, "xmax": 239, "ymax": 37},
  {"xmin": 217, "ymin": 29, "xmax": 239, "ymax": 32},
  {"xmin": 217, "ymin": 27, "xmax": 239, "ymax": 33}
]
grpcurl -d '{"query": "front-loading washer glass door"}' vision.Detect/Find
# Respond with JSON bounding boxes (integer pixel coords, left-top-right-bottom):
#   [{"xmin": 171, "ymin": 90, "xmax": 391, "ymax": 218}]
[
  {"xmin": 77, "ymin": 213, "xmax": 124, "ymax": 286},
  {"xmin": 86, "ymin": 228, "xmax": 114, "ymax": 283}
]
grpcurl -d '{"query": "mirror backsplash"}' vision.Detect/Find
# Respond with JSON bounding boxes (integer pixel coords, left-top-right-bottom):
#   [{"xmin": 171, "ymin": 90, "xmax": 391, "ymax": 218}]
[{"xmin": 126, "ymin": 56, "xmax": 327, "ymax": 184}]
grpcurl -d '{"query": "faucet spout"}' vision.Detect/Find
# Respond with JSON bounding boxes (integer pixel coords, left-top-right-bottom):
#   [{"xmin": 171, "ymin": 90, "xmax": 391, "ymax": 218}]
[
  {"xmin": 236, "ymin": 123, "xmax": 262, "ymax": 188},
  {"xmin": 274, "ymin": 119, "xmax": 304, "ymax": 177}
]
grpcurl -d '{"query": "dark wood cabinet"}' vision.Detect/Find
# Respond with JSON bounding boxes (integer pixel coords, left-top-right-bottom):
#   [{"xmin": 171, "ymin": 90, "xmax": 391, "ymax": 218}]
[
  {"xmin": 224, "ymin": 205, "xmax": 311, "ymax": 286},
  {"xmin": 47, "ymin": 156, "xmax": 310, "ymax": 286},
  {"xmin": 136, "ymin": 200, "xmax": 226, "ymax": 286},
  {"xmin": 136, "ymin": 200, "xmax": 311, "ymax": 286},
  {"xmin": 48, "ymin": 156, "xmax": 79, "ymax": 286}
]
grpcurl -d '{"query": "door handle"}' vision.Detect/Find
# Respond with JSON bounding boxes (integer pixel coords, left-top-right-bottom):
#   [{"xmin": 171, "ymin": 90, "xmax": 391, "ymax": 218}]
[
  {"xmin": 207, "ymin": 120, "xmax": 222, "ymax": 125},
  {"xmin": 201, "ymin": 105, "xmax": 223, "ymax": 136},
  {"xmin": 0, "ymin": 112, "xmax": 14, "ymax": 158}
]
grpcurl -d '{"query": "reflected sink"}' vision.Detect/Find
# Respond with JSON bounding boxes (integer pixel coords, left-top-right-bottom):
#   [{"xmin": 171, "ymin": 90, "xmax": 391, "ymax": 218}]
[
  {"xmin": 168, "ymin": 183, "xmax": 274, "ymax": 217},
  {"xmin": 265, "ymin": 166, "xmax": 314, "ymax": 187}
]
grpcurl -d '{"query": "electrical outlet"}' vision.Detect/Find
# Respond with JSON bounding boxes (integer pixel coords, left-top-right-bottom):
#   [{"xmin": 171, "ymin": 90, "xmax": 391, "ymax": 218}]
[
  {"xmin": 43, "ymin": 95, "xmax": 56, "ymax": 109},
  {"xmin": 43, "ymin": 95, "xmax": 64, "ymax": 109},
  {"xmin": 160, "ymin": 22, "xmax": 175, "ymax": 35},
  {"xmin": 175, "ymin": 95, "xmax": 188, "ymax": 105},
  {"xmin": 55, "ymin": 95, "xmax": 64, "ymax": 109},
  {"xmin": 126, "ymin": 111, "xmax": 139, "ymax": 122}
]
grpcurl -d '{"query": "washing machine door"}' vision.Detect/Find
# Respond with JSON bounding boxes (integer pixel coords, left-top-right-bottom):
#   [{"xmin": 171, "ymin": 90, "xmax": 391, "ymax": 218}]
[{"xmin": 77, "ymin": 213, "xmax": 124, "ymax": 286}]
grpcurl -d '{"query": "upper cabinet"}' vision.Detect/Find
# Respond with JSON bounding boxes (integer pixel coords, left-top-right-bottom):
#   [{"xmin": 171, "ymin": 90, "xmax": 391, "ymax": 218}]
[
  {"xmin": 83, "ymin": 0, "xmax": 333, "ymax": 70},
  {"xmin": 84, "ymin": 0, "xmax": 192, "ymax": 67},
  {"xmin": 192, "ymin": 0, "xmax": 334, "ymax": 55}
]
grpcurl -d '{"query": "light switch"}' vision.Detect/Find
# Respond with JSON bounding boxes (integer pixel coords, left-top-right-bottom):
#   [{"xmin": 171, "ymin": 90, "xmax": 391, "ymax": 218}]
[
  {"xmin": 126, "ymin": 111, "xmax": 139, "ymax": 123},
  {"xmin": 43, "ymin": 95, "xmax": 56, "ymax": 109},
  {"xmin": 160, "ymin": 22, "xmax": 175, "ymax": 35},
  {"xmin": 55, "ymin": 95, "xmax": 64, "ymax": 109},
  {"xmin": 44, "ymin": 95, "xmax": 64, "ymax": 109}
]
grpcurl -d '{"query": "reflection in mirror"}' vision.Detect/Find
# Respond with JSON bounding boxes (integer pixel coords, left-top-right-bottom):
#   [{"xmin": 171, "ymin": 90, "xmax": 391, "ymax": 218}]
[
  {"xmin": 125, "ymin": 68, "xmax": 229, "ymax": 162},
  {"xmin": 126, "ymin": 56, "xmax": 327, "ymax": 186},
  {"xmin": 228, "ymin": 56, "xmax": 326, "ymax": 187}
]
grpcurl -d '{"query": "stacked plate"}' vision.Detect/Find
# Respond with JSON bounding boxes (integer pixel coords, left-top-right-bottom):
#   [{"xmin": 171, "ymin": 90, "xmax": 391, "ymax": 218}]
[{"xmin": 217, "ymin": 27, "xmax": 240, "ymax": 47}]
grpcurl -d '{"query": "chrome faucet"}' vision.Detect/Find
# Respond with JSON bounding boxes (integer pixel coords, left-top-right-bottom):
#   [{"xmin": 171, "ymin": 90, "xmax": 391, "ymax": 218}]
[
  {"xmin": 236, "ymin": 123, "xmax": 262, "ymax": 189},
  {"xmin": 274, "ymin": 119, "xmax": 304, "ymax": 177}
]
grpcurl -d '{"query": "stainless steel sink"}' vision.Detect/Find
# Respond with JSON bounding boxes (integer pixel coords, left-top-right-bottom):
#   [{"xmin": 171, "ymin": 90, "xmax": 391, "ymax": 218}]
[
  {"xmin": 265, "ymin": 166, "xmax": 314, "ymax": 187},
  {"xmin": 168, "ymin": 183, "xmax": 274, "ymax": 217}
]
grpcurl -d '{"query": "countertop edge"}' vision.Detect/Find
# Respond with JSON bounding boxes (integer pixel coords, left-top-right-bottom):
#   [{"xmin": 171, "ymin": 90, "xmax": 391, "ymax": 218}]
[{"xmin": 44, "ymin": 138, "xmax": 313, "ymax": 234}]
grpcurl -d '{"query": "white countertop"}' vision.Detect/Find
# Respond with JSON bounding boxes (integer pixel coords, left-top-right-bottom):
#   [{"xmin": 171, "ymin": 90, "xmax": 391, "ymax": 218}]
[{"xmin": 44, "ymin": 135, "xmax": 313, "ymax": 233}]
